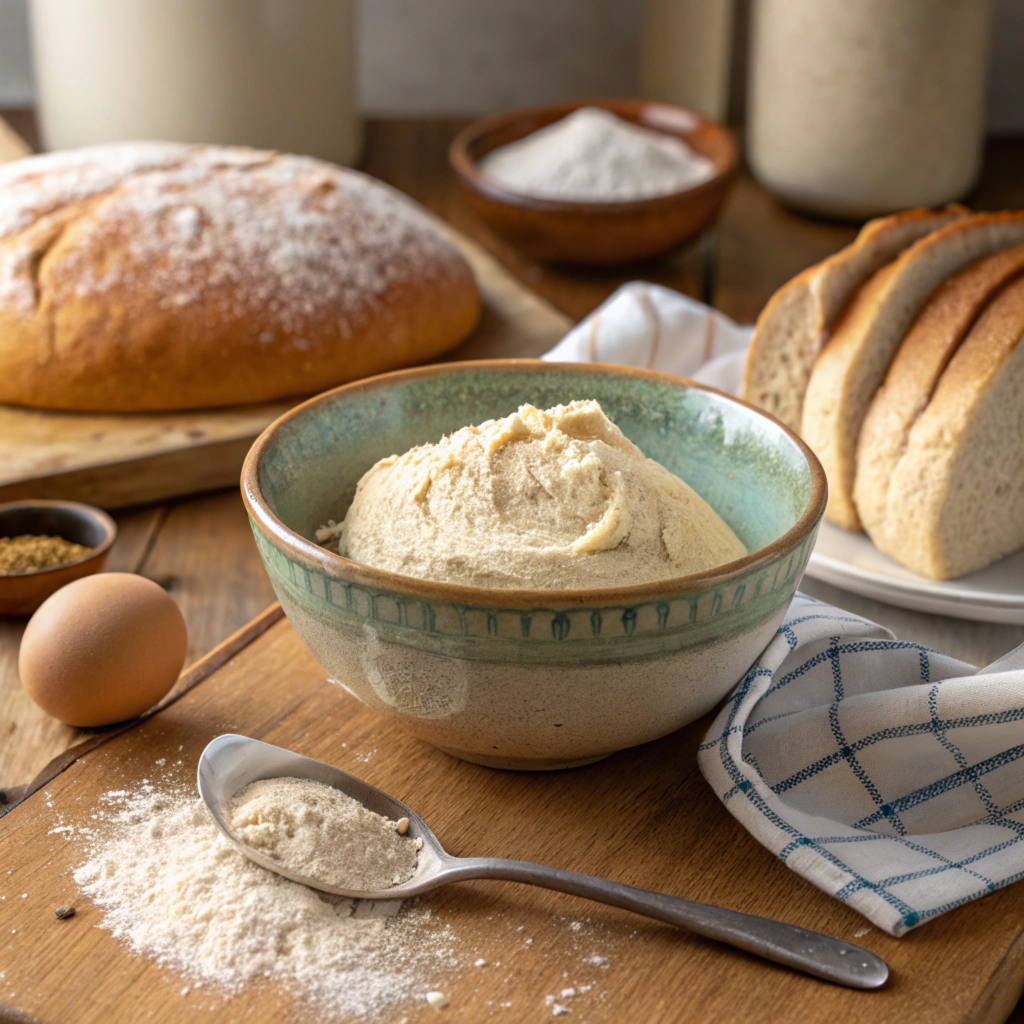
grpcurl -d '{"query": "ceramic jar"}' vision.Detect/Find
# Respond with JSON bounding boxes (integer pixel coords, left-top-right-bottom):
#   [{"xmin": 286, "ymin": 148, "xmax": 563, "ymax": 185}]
[
  {"xmin": 30, "ymin": 0, "xmax": 362, "ymax": 166},
  {"xmin": 747, "ymin": 0, "xmax": 992, "ymax": 218}
]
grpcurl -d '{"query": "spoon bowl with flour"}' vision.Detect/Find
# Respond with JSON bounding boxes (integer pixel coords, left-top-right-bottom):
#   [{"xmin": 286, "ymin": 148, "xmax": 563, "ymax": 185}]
[{"xmin": 199, "ymin": 734, "xmax": 888, "ymax": 990}]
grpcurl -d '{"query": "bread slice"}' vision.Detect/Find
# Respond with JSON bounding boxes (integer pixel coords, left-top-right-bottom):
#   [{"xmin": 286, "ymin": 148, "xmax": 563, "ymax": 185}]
[
  {"xmin": 800, "ymin": 212, "xmax": 1024, "ymax": 530},
  {"xmin": 741, "ymin": 207, "xmax": 966, "ymax": 430},
  {"xmin": 871, "ymin": 275, "xmax": 1024, "ymax": 579},
  {"xmin": 855, "ymin": 244, "xmax": 1024, "ymax": 539}
]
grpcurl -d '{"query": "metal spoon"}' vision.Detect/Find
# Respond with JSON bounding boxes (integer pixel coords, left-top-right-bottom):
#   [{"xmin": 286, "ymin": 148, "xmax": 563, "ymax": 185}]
[{"xmin": 198, "ymin": 734, "xmax": 888, "ymax": 990}]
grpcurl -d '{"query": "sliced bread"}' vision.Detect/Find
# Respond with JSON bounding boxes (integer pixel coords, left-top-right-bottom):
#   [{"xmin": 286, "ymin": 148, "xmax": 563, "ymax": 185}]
[
  {"xmin": 741, "ymin": 206, "xmax": 966, "ymax": 430},
  {"xmin": 800, "ymin": 212, "xmax": 1024, "ymax": 530},
  {"xmin": 871, "ymin": 275, "xmax": 1024, "ymax": 579},
  {"xmin": 855, "ymin": 244, "xmax": 1024, "ymax": 540}
]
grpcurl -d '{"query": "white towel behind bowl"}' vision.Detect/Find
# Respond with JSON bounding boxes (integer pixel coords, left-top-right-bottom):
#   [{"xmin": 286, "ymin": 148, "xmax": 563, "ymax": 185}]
[
  {"xmin": 541, "ymin": 282, "xmax": 752, "ymax": 397},
  {"xmin": 699, "ymin": 593, "xmax": 1024, "ymax": 936}
]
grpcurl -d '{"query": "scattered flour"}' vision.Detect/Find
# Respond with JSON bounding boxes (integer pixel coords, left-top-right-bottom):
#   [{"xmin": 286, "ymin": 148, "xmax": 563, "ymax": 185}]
[
  {"xmin": 479, "ymin": 107, "xmax": 716, "ymax": 202},
  {"xmin": 72, "ymin": 785, "xmax": 455, "ymax": 1019},
  {"xmin": 230, "ymin": 776, "xmax": 418, "ymax": 891},
  {"xmin": 50, "ymin": 766, "xmax": 617, "ymax": 1020}
]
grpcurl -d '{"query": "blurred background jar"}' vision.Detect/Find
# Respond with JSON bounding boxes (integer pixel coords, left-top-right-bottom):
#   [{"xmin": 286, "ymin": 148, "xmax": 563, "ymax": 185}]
[
  {"xmin": 29, "ymin": 0, "xmax": 361, "ymax": 166},
  {"xmin": 747, "ymin": 0, "xmax": 993, "ymax": 219}
]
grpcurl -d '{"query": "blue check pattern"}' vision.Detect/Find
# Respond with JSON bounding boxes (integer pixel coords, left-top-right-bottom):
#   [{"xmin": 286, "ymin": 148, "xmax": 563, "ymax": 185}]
[{"xmin": 699, "ymin": 593, "xmax": 1024, "ymax": 936}]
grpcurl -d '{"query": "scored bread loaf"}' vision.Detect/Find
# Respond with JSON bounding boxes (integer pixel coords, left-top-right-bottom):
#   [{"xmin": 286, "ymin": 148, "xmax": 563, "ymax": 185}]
[
  {"xmin": 854, "ymin": 244, "xmax": 1024, "ymax": 540},
  {"xmin": 741, "ymin": 206, "xmax": 966, "ymax": 430},
  {"xmin": 800, "ymin": 212, "xmax": 1024, "ymax": 529},
  {"xmin": 869, "ymin": 275, "xmax": 1024, "ymax": 579},
  {"xmin": 0, "ymin": 143, "xmax": 481, "ymax": 412}
]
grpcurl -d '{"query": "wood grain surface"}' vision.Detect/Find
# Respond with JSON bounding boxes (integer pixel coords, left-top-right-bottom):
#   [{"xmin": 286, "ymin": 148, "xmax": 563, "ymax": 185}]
[{"xmin": 3, "ymin": 613, "xmax": 1024, "ymax": 1024}]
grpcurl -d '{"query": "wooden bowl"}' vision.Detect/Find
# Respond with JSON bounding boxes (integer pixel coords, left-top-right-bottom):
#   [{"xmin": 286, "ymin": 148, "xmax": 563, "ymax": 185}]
[
  {"xmin": 449, "ymin": 98, "xmax": 739, "ymax": 266},
  {"xmin": 0, "ymin": 500, "xmax": 117, "ymax": 616}
]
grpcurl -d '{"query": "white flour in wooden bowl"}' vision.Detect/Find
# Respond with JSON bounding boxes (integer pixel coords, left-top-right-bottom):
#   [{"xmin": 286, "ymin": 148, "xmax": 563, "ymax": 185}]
[
  {"xmin": 479, "ymin": 107, "xmax": 715, "ymax": 202},
  {"xmin": 71, "ymin": 782, "xmax": 455, "ymax": 1019}
]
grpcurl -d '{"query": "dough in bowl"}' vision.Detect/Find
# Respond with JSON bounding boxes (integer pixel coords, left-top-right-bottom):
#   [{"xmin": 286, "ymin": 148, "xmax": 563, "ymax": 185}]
[
  {"xmin": 0, "ymin": 143, "xmax": 480, "ymax": 411},
  {"xmin": 324, "ymin": 400, "xmax": 747, "ymax": 589}
]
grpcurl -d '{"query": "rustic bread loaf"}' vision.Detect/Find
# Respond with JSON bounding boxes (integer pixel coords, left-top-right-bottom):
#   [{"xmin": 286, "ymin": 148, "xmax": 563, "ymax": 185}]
[
  {"xmin": 741, "ymin": 207, "xmax": 966, "ymax": 431},
  {"xmin": 0, "ymin": 143, "xmax": 481, "ymax": 412},
  {"xmin": 870, "ymin": 275, "xmax": 1024, "ymax": 579},
  {"xmin": 800, "ymin": 212, "xmax": 1024, "ymax": 530},
  {"xmin": 854, "ymin": 245, "xmax": 1024, "ymax": 540}
]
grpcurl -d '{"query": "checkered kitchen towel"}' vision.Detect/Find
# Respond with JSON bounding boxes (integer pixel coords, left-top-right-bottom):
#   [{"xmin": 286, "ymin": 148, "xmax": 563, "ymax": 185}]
[{"xmin": 699, "ymin": 593, "xmax": 1024, "ymax": 936}]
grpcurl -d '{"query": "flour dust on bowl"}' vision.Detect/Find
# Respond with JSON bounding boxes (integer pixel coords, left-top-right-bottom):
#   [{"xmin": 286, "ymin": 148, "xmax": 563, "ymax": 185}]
[{"xmin": 242, "ymin": 360, "xmax": 826, "ymax": 769}]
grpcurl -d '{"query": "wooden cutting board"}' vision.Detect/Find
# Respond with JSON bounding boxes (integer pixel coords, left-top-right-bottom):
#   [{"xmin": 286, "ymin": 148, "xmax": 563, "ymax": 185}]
[
  {"xmin": 2, "ymin": 608, "xmax": 1024, "ymax": 1024},
  {"xmin": 0, "ymin": 229, "xmax": 571, "ymax": 510}
]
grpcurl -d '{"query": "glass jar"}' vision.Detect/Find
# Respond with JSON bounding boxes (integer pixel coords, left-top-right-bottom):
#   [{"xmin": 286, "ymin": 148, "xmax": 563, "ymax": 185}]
[
  {"xmin": 747, "ymin": 0, "xmax": 992, "ymax": 218},
  {"xmin": 30, "ymin": 0, "xmax": 361, "ymax": 166}
]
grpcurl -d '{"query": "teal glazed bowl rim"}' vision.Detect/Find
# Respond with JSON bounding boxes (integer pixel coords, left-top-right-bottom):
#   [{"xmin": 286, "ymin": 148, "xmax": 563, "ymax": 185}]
[{"xmin": 241, "ymin": 360, "xmax": 827, "ymax": 611}]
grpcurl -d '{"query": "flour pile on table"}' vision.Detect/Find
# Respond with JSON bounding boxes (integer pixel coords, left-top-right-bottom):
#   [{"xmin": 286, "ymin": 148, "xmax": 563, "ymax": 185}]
[{"xmin": 71, "ymin": 784, "xmax": 455, "ymax": 1019}]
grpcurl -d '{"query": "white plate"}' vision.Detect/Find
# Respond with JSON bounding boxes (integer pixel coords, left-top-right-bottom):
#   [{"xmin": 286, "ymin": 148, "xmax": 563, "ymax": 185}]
[{"xmin": 806, "ymin": 521, "xmax": 1024, "ymax": 624}]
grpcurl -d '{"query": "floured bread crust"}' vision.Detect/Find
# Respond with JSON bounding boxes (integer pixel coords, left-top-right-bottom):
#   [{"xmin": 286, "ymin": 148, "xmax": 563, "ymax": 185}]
[{"xmin": 0, "ymin": 143, "xmax": 480, "ymax": 411}]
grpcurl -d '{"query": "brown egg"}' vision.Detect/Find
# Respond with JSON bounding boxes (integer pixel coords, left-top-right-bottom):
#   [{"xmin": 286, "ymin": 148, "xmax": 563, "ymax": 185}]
[{"xmin": 19, "ymin": 572, "xmax": 188, "ymax": 727}]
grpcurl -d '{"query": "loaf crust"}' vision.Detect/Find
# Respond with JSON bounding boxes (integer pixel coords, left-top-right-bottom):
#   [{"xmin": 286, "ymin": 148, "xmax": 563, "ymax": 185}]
[
  {"xmin": 874, "ymin": 276, "xmax": 1024, "ymax": 579},
  {"xmin": 800, "ymin": 212, "xmax": 1024, "ymax": 530},
  {"xmin": 854, "ymin": 244, "xmax": 1024, "ymax": 542},
  {"xmin": 741, "ymin": 207, "xmax": 965, "ymax": 430},
  {"xmin": 0, "ymin": 143, "xmax": 481, "ymax": 412}
]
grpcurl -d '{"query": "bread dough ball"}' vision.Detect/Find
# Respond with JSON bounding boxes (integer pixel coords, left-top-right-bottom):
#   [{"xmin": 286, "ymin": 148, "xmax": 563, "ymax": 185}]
[{"xmin": 332, "ymin": 400, "xmax": 747, "ymax": 589}]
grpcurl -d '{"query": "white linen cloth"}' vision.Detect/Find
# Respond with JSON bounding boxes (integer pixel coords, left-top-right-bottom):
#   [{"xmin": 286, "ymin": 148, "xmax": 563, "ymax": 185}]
[
  {"xmin": 541, "ymin": 280, "xmax": 752, "ymax": 396},
  {"xmin": 700, "ymin": 593, "xmax": 1024, "ymax": 936},
  {"xmin": 543, "ymin": 282, "xmax": 1024, "ymax": 935}
]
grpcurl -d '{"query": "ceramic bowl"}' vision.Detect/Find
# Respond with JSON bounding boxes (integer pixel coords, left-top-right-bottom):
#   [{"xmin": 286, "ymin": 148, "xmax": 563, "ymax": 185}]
[
  {"xmin": 449, "ymin": 98, "xmax": 738, "ymax": 265},
  {"xmin": 0, "ymin": 500, "xmax": 117, "ymax": 616},
  {"xmin": 243, "ymin": 361, "xmax": 825, "ymax": 770}
]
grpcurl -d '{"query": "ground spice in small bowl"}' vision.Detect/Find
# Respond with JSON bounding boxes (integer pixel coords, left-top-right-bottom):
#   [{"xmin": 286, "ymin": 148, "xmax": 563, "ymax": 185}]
[{"xmin": 0, "ymin": 535, "xmax": 92, "ymax": 576}]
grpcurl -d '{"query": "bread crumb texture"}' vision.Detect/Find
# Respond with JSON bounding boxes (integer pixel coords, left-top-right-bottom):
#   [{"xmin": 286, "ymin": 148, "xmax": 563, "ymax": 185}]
[{"xmin": 332, "ymin": 400, "xmax": 747, "ymax": 589}]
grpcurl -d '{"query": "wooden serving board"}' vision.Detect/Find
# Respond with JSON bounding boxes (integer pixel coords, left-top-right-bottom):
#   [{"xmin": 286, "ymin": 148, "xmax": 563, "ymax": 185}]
[
  {"xmin": 3, "ymin": 609, "xmax": 1024, "ymax": 1024},
  {"xmin": 0, "ymin": 230, "xmax": 572, "ymax": 510}
]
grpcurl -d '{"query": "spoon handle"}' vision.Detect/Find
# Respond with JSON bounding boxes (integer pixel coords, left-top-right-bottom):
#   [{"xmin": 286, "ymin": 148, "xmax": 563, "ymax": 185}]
[{"xmin": 444, "ymin": 857, "xmax": 887, "ymax": 989}]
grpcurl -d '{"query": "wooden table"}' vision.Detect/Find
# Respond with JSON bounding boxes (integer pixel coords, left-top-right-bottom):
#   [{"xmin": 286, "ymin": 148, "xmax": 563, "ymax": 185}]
[{"xmin": 2, "ymin": 114, "xmax": 1024, "ymax": 1018}]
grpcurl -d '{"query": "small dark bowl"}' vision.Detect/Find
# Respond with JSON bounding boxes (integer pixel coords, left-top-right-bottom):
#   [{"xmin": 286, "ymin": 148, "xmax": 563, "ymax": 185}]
[
  {"xmin": 0, "ymin": 500, "xmax": 117, "ymax": 616},
  {"xmin": 449, "ymin": 97, "xmax": 739, "ymax": 265}
]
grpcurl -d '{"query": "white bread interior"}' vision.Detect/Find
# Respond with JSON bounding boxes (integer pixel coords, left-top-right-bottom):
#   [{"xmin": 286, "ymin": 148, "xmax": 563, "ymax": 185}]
[
  {"xmin": 741, "ymin": 207, "xmax": 966, "ymax": 430},
  {"xmin": 871, "ymin": 275, "xmax": 1024, "ymax": 579},
  {"xmin": 800, "ymin": 212, "xmax": 1024, "ymax": 530},
  {"xmin": 855, "ymin": 244, "xmax": 1024, "ymax": 540}
]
